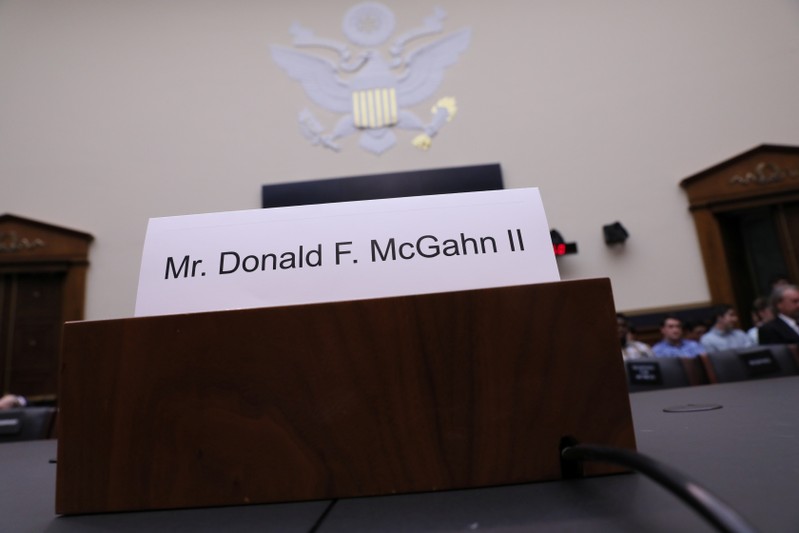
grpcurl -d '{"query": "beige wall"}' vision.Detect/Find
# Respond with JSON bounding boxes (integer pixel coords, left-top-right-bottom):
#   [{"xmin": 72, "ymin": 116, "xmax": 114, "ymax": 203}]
[{"xmin": 2, "ymin": 0, "xmax": 799, "ymax": 320}]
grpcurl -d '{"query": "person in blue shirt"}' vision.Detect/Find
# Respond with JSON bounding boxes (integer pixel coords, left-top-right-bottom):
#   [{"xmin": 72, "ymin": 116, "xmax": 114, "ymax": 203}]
[
  {"xmin": 652, "ymin": 315, "xmax": 706, "ymax": 358},
  {"xmin": 700, "ymin": 304, "xmax": 755, "ymax": 353}
]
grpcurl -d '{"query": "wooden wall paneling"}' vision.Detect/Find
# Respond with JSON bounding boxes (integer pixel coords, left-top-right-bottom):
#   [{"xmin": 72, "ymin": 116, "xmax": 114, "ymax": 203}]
[{"xmin": 688, "ymin": 209, "xmax": 736, "ymax": 306}]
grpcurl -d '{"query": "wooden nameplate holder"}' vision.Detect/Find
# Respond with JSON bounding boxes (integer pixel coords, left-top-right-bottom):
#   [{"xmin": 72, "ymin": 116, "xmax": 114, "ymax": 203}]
[{"xmin": 56, "ymin": 278, "xmax": 636, "ymax": 514}]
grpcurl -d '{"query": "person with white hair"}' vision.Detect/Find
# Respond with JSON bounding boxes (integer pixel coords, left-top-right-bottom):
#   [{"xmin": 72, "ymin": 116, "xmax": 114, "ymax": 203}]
[{"xmin": 758, "ymin": 284, "xmax": 799, "ymax": 344}]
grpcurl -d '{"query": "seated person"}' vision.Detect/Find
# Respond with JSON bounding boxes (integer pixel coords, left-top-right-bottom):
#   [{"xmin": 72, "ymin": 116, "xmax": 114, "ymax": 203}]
[
  {"xmin": 0, "ymin": 394, "xmax": 27, "ymax": 410},
  {"xmin": 747, "ymin": 296, "xmax": 773, "ymax": 344},
  {"xmin": 700, "ymin": 304, "xmax": 755, "ymax": 353},
  {"xmin": 617, "ymin": 313, "xmax": 653, "ymax": 360},
  {"xmin": 759, "ymin": 284, "xmax": 799, "ymax": 344},
  {"xmin": 682, "ymin": 320, "xmax": 708, "ymax": 342},
  {"xmin": 652, "ymin": 315, "xmax": 706, "ymax": 358}
]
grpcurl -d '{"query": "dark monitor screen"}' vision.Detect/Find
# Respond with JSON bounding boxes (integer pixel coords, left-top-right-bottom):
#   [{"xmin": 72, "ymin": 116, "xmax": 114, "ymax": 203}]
[{"xmin": 261, "ymin": 164, "xmax": 503, "ymax": 208}]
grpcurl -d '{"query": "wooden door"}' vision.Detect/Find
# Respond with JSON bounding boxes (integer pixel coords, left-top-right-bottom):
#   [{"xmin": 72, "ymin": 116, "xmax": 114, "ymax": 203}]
[
  {"xmin": 0, "ymin": 272, "xmax": 66, "ymax": 398},
  {"xmin": 0, "ymin": 215, "xmax": 92, "ymax": 403},
  {"xmin": 681, "ymin": 145, "xmax": 799, "ymax": 329},
  {"xmin": 777, "ymin": 202, "xmax": 799, "ymax": 279},
  {"xmin": 714, "ymin": 203, "xmax": 799, "ymax": 327}
]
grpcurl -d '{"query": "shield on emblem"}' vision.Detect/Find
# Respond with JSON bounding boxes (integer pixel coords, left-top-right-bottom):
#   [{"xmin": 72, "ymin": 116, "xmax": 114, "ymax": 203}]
[{"xmin": 352, "ymin": 88, "xmax": 398, "ymax": 129}]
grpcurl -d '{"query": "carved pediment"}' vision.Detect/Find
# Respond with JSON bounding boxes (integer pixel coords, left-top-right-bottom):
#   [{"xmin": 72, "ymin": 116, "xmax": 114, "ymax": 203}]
[
  {"xmin": 0, "ymin": 214, "xmax": 93, "ymax": 264},
  {"xmin": 680, "ymin": 144, "xmax": 799, "ymax": 210}
]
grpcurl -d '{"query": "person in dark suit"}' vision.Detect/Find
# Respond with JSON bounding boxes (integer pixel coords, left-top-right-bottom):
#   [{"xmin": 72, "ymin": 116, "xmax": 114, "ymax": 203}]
[{"xmin": 759, "ymin": 284, "xmax": 799, "ymax": 344}]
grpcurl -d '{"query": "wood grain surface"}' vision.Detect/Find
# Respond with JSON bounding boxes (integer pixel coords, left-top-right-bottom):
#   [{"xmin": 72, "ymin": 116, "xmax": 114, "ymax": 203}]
[{"xmin": 56, "ymin": 279, "xmax": 635, "ymax": 514}]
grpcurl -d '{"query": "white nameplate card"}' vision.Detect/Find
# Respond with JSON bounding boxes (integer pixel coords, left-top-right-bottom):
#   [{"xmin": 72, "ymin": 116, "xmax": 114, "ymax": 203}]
[{"xmin": 134, "ymin": 188, "xmax": 560, "ymax": 317}]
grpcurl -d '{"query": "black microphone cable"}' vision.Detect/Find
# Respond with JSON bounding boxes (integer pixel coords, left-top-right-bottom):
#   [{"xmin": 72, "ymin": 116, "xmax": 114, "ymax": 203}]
[{"xmin": 560, "ymin": 443, "xmax": 758, "ymax": 533}]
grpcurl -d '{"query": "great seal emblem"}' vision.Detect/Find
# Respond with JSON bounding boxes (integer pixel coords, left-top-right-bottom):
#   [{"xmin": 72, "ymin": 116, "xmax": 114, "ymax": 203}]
[{"xmin": 271, "ymin": 3, "xmax": 471, "ymax": 154}]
